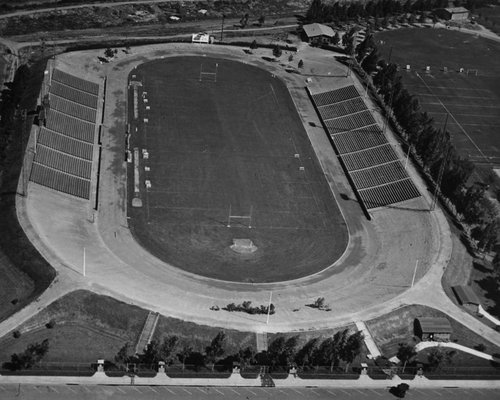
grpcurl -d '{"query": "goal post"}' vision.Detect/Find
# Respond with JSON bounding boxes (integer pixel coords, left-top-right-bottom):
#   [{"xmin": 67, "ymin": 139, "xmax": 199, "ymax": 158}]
[
  {"xmin": 226, "ymin": 204, "xmax": 253, "ymax": 228},
  {"xmin": 199, "ymin": 63, "xmax": 218, "ymax": 82}
]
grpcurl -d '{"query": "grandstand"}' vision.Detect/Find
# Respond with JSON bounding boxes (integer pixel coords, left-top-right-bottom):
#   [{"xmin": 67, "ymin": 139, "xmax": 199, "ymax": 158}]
[
  {"xmin": 29, "ymin": 69, "xmax": 100, "ymax": 200},
  {"xmin": 310, "ymin": 85, "xmax": 421, "ymax": 210}
]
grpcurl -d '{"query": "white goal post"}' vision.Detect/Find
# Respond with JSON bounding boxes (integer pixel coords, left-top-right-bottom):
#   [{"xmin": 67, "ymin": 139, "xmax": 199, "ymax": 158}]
[{"xmin": 226, "ymin": 204, "xmax": 253, "ymax": 228}]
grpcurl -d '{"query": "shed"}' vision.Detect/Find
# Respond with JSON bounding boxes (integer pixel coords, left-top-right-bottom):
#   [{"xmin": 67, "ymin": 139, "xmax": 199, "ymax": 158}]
[
  {"xmin": 438, "ymin": 7, "xmax": 469, "ymax": 21},
  {"xmin": 303, "ymin": 23, "xmax": 335, "ymax": 45},
  {"xmin": 452, "ymin": 285, "xmax": 480, "ymax": 312},
  {"xmin": 414, "ymin": 317, "xmax": 452, "ymax": 341}
]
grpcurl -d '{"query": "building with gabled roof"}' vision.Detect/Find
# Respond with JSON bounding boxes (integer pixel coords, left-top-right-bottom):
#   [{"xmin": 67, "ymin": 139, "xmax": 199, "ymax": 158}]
[
  {"xmin": 415, "ymin": 317, "xmax": 452, "ymax": 341},
  {"xmin": 303, "ymin": 23, "xmax": 335, "ymax": 45}
]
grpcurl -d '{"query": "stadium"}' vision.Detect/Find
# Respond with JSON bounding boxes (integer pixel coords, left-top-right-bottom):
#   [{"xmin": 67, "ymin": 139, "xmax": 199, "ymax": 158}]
[{"xmin": 17, "ymin": 42, "xmax": 447, "ymax": 333}]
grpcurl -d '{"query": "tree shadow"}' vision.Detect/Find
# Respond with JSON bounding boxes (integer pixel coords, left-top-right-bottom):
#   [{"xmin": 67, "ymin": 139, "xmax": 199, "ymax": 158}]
[{"xmin": 474, "ymin": 275, "xmax": 500, "ymax": 318}]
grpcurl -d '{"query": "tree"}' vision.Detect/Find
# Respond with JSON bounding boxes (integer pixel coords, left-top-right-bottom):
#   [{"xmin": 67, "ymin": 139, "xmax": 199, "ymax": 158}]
[
  {"xmin": 340, "ymin": 331, "xmax": 364, "ymax": 371},
  {"xmin": 331, "ymin": 31, "xmax": 340, "ymax": 46},
  {"xmin": 141, "ymin": 340, "xmax": 160, "ymax": 364},
  {"xmin": 273, "ymin": 45, "xmax": 282, "ymax": 58},
  {"xmin": 250, "ymin": 40, "xmax": 258, "ymax": 50},
  {"xmin": 306, "ymin": 0, "xmax": 326, "ymax": 23},
  {"xmin": 313, "ymin": 297, "xmax": 326, "ymax": 309},
  {"xmin": 178, "ymin": 344, "xmax": 193, "ymax": 371},
  {"xmin": 295, "ymin": 338, "xmax": 320, "ymax": 368},
  {"xmin": 237, "ymin": 346, "xmax": 256, "ymax": 367},
  {"xmin": 115, "ymin": 342, "xmax": 133, "ymax": 364},
  {"xmin": 104, "ymin": 47, "xmax": 114, "ymax": 58},
  {"xmin": 206, "ymin": 331, "xmax": 227, "ymax": 366},
  {"xmin": 471, "ymin": 220, "xmax": 498, "ymax": 252},
  {"xmin": 427, "ymin": 348, "xmax": 456, "ymax": 370},
  {"xmin": 258, "ymin": 15, "xmax": 266, "ymax": 25},
  {"xmin": 361, "ymin": 48, "xmax": 379, "ymax": 75},
  {"xmin": 298, "ymin": 59, "xmax": 304, "ymax": 69},
  {"xmin": 159, "ymin": 335, "xmax": 179, "ymax": 365},
  {"xmin": 397, "ymin": 343, "xmax": 417, "ymax": 372}
]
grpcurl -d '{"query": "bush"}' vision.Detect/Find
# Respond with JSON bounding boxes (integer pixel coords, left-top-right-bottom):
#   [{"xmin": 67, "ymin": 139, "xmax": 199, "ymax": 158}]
[
  {"xmin": 273, "ymin": 45, "xmax": 282, "ymax": 58},
  {"xmin": 13, "ymin": 330, "xmax": 21, "ymax": 339},
  {"xmin": 45, "ymin": 319, "xmax": 56, "ymax": 329}
]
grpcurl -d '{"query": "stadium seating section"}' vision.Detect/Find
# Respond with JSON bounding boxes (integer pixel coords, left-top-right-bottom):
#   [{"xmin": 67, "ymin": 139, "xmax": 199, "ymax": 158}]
[
  {"xmin": 29, "ymin": 69, "xmax": 99, "ymax": 199},
  {"xmin": 311, "ymin": 85, "xmax": 420, "ymax": 210}
]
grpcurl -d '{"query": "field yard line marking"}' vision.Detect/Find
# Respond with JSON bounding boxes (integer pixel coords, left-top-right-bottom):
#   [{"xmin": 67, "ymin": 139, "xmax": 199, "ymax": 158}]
[
  {"xmin": 432, "ymin": 389, "xmax": 443, "ymax": 396},
  {"xmin": 148, "ymin": 386, "xmax": 158, "ymax": 393},
  {"xmin": 228, "ymin": 388, "xmax": 240, "ymax": 395},
  {"xmin": 415, "ymin": 72, "xmax": 491, "ymax": 165},
  {"xmin": 368, "ymin": 389, "xmax": 383, "ymax": 396},
  {"xmin": 32, "ymin": 386, "xmax": 42, "ymax": 393},
  {"xmin": 50, "ymin": 386, "xmax": 59, "ymax": 393},
  {"xmin": 196, "ymin": 387, "xmax": 206, "ymax": 394},
  {"xmin": 291, "ymin": 388, "xmax": 303, "ymax": 394},
  {"xmin": 418, "ymin": 102, "xmax": 500, "ymax": 109},
  {"xmin": 353, "ymin": 388, "xmax": 367, "ymax": 396},
  {"xmin": 338, "ymin": 388, "xmax": 352, "ymax": 396},
  {"xmin": 114, "ymin": 387, "xmax": 125, "ymax": 393},
  {"xmin": 163, "ymin": 387, "xmax": 176, "ymax": 394},
  {"xmin": 132, "ymin": 387, "xmax": 142, "ymax": 393},
  {"xmin": 0, "ymin": 386, "xmax": 6, "ymax": 391},
  {"xmin": 214, "ymin": 388, "xmax": 224, "ymax": 395},
  {"xmin": 404, "ymin": 84, "xmax": 493, "ymax": 92},
  {"xmin": 65, "ymin": 386, "xmax": 77, "ymax": 393},
  {"xmin": 182, "ymin": 388, "xmax": 192, "ymax": 395},
  {"xmin": 310, "ymin": 388, "xmax": 321, "ymax": 396},
  {"xmin": 246, "ymin": 388, "xmax": 257, "ymax": 395},
  {"xmin": 81, "ymin": 386, "xmax": 91, "ymax": 392}
]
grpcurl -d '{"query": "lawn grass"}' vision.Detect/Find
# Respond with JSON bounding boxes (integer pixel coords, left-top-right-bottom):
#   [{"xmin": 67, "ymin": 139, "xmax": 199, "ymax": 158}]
[
  {"xmin": 128, "ymin": 56, "xmax": 347, "ymax": 283},
  {"xmin": 366, "ymin": 304, "xmax": 500, "ymax": 358},
  {"xmin": 0, "ymin": 290, "xmax": 148, "ymax": 363}
]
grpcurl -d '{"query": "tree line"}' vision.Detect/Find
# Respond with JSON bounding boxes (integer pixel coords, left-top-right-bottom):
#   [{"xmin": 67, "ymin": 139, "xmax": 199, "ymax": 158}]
[
  {"xmin": 305, "ymin": 0, "xmax": 493, "ymax": 25},
  {"xmin": 115, "ymin": 329, "xmax": 364, "ymax": 373}
]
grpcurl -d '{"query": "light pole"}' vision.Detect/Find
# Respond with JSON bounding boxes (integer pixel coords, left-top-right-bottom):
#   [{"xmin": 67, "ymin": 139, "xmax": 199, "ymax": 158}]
[
  {"xmin": 266, "ymin": 291, "xmax": 273, "ymax": 325},
  {"xmin": 411, "ymin": 259, "xmax": 419, "ymax": 288}
]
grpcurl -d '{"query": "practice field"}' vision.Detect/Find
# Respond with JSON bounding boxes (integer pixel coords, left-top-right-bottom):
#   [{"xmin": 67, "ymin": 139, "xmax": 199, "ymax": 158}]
[
  {"xmin": 127, "ymin": 56, "xmax": 348, "ymax": 283},
  {"xmin": 376, "ymin": 28, "xmax": 500, "ymax": 168}
]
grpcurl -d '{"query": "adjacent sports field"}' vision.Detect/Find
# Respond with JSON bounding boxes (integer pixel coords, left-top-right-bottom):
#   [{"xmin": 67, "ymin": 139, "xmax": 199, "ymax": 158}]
[
  {"xmin": 127, "ymin": 56, "xmax": 348, "ymax": 283},
  {"xmin": 376, "ymin": 28, "xmax": 500, "ymax": 168}
]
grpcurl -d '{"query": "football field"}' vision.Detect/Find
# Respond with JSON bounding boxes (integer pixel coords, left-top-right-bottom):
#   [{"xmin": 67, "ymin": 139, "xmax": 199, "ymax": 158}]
[
  {"xmin": 127, "ymin": 56, "xmax": 348, "ymax": 283},
  {"xmin": 376, "ymin": 28, "xmax": 500, "ymax": 168}
]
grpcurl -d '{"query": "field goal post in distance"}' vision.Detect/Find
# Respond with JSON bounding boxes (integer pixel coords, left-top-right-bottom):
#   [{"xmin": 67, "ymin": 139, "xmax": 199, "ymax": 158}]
[
  {"xmin": 466, "ymin": 69, "xmax": 478, "ymax": 76},
  {"xmin": 226, "ymin": 204, "xmax": 253, "ymax": 228},
  {"xmin": 199, "ymin": 63, "xmax": 218, "ymax": 82}
]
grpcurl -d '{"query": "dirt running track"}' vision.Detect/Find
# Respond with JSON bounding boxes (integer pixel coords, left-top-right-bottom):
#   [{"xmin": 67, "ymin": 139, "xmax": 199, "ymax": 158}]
[{"xmin": 10, "ymin": 43, "xmax": 453, "ymax": 334}]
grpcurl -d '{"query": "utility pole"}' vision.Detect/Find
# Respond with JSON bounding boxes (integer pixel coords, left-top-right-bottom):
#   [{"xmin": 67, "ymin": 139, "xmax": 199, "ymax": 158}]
[
  {"xmin": 266, "ymin": 291, "xmax": 273, "ymax": 325},
  {"xmin": 220, "ymin": 14, "xmax": 225, "ymax": 43}
]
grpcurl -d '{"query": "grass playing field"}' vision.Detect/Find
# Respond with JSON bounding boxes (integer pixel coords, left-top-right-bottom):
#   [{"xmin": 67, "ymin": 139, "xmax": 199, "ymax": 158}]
[
  {"xmin": 127, "ymin": 56, "xmax": 348, "ymax": 283},
  {"xmin": 375, "ymin": 28, "xmax": 500, "ymax": 169}
]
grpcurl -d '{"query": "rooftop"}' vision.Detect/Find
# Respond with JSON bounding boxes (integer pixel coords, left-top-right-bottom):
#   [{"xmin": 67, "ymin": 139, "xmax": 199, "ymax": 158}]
[
  {"xmin": 303, "ymin": 23, "xmax": 335, "ymax": 38},
  {"xmin": 416, "ymin": 317, "xmax": 453, "ymax": 333}
]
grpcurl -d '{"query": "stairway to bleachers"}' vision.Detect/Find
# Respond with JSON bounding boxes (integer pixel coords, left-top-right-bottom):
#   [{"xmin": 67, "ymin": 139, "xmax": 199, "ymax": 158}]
[
  {"xmin": 29, "ymin": 69, "xmax": 100, "ymax": 200},
  {"xmin": 310, "ymin": 85, "xmax": 421, "ymax": 210}
]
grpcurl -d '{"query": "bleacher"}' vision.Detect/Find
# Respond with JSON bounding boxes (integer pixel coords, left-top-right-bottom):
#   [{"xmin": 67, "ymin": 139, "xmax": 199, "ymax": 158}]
[
  {"xmin": 310, "ymin": 85, "xmax": 420, "ymax": 210},
  {"xmin": 30, "ymin": 69, "xmax": 99, "ymax": 200}
]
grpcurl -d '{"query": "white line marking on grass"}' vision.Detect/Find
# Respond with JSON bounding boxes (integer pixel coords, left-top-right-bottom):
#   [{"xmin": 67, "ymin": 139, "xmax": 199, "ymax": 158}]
[
  {"xmin": 411, "ymin": 93, "xmax": 493, "ymax": 100},
  {"xmin": 0, "ymin": 386, "xmax": 6, "ymax": 391},
  {"xmin": 291, "ymin": 388, "xmax": 303, "ymax": 394},
  {"xmin": 148, "ymin": 386, "xmax": 158, "ymax": 393},
  {"xmin": 423, "ymin": 111, "xmax": 500, "ymax": 118},
  {"xmin": 65, "ymin": 386, "xmax": 77, "ymax": 393},
  {"xmin": 353, "ymin": 388, "xmax": 367, "ymax": 396},
  {"xmin": 114, "ymin": 387, "xmax": 125, "ymax": 393},
  {"xmin": 368, "ymin": 389, "xmax": 383, "ymax": 396},
  {"xmin": 310, "ymin": 388, "xmax": 321, "ymax": 396},
  {"xmin": 416, "ymin": 72, "xmax": 492, "ymax": 166},
  {"xmin": 50, "ymin": 386, "xmax": 59, "ymax": 393},
  {"xmin": 246, "ymin": 388, "xmax": 257, "ymax": 395},
  {"xmin": 196, "ymin": 387, "xmax": 207, "ymax": 394},
  {"xmin": 81, "ymin": 386, "xmax": 91, "ymax": 392},
  {"xmin": 418, "ymin": 102, "xmax": 499, "ymax": 109},
  {"xmin": 132, "ymin": 386, "xmax": 142, "ymax": 393},
  {"xmin": 182, "ymin": 388, "xmax": 192, "ymax": 395},
  {"xmin": 228, "ymin": 388, "xmax": 240, "ymax": 395},
  {"xmin": 32, "ymin": 387, "xmax": 43, "ymax": 393},
  {"xmin": 163, "ymin": 387, "xmax": 176, "ymax": 394},
  {"xmin": 404, "ymin": 84, "xmax": 493, "ymax": 92},
  {"xmin": 338, "ymin": 389, "xmax": 352, "ymax": 396},
  {"xmin": 432, "ymin": 389, "xmax": 443, "ymax": 396},
  {"xmin": 213, "ymin": 388, "xmax": 224, "ymax": 395}
]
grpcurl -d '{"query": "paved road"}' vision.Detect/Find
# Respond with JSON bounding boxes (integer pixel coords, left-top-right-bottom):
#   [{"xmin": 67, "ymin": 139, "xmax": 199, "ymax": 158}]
[{"xmin": 0, "ymin": 384, "xmax": 499, "ymax": 399}]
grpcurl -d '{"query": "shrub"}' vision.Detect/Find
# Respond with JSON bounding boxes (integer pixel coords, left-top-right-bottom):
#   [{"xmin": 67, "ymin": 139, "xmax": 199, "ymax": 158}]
[{"xmin": 13, "ymin": 330, "xmax": 21, "ymax": 339}]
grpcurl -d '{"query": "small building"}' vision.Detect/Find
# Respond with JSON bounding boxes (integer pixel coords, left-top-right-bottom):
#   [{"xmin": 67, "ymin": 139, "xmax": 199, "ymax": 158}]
[
  {"xmin": 437, "ymin": 7, "xmax": 469, "ymax": 21},
  {"xmin": 414, "ymin": 317, "xmax": 452, "ymax": 341},
  {"xmin": 452, "ymin": 285, "xmax": 480, "ymax": 312},
  {"xmin": 303, "ymin": 23, "xmax": 335, "ymax": 45},
  {"xmin": 191, "ymin": 32, "xmax": 213, "ymax": 44}
]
